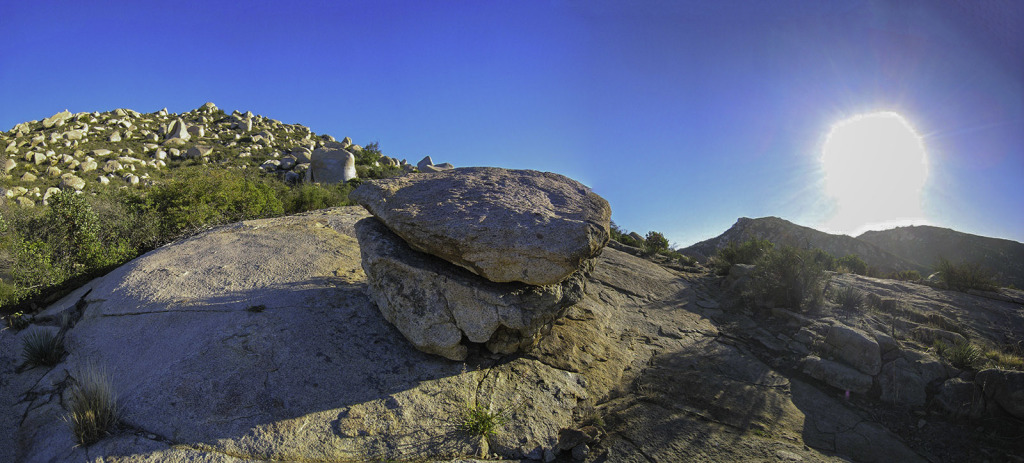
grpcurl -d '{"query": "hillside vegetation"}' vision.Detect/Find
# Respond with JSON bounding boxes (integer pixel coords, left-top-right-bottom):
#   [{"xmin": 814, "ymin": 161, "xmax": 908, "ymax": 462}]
[{"xmin": 0, "ymin": 104, "xmax": 416, "ymax": 313}]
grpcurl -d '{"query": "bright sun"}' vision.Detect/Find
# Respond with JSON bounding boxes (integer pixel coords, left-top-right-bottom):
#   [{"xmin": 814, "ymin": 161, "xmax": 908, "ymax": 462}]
[{"xmin": 821, "ymin": 112, "xmax": 929, "ymax": 235}]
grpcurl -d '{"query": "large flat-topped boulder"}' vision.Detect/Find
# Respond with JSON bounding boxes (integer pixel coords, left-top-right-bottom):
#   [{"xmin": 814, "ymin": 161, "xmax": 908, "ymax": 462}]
[
  {"xmin": 355, "ymin": 217, "xmax": 588, "ymax": 360},
  {"xmin": 350, "ymin": 167, "xmax": 611, "ymax": 285}
]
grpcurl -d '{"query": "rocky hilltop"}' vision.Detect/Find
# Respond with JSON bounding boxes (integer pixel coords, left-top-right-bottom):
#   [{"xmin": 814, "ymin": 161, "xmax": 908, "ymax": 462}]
[
  {"xmin": 0, "ymin": 104, "xmax": 453, "ymax": 208},
  {"xmin": 2, "ymin": 169, "xmax": 1023, "ymax": 462},
  {"xmin": 681, "ymin": 217, "xmax": 925, "ymax": 275},
  {"xmin": 859, "ymin": 225, "xmax": 1024, "ymax": 289}
]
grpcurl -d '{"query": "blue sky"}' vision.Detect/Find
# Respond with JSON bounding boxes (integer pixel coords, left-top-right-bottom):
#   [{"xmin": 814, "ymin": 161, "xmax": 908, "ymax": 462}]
[{"xmin": 2, "ymin": 1, "xmax": 1022, "ymax": 247}]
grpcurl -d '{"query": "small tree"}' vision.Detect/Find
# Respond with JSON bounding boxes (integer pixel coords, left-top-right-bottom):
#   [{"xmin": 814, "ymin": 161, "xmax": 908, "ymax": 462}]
[{"xmin": 643, "ymin": 231, "xmax": 669, "ymax": 256}]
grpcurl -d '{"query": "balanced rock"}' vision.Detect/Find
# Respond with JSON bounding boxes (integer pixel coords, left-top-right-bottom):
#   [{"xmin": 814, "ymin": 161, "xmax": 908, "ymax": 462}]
[
  {"xmin": 355, "ymin": 217, "xmax": 588, "ymax": 360},
  {"xmin": 309, "ymin": 147, "xmax": 356, "ymax": 184},
  {"xmin": 350, "ymin": 167, "xmax": 611, "ymax": 286}
]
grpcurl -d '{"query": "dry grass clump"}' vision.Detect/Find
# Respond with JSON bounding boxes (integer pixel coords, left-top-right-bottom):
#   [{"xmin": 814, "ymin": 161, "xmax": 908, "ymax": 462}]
[
  {"xmin": 829, "ymin": 286, "xmax": 864, "ymax": 311},
  {"xmin": 65, "ymin": 362, "xmax": 121, "ymax": 445},
  {"xmin": 21, "ymin": 329, "xmax": 64, "ymax": 367}
]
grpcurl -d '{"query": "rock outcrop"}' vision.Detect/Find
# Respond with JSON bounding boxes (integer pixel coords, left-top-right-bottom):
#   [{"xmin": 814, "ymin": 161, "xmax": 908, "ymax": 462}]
[
  {"xmin": 5, "ymin": 206, "xmax": 1021, "ymax": 462},
  {"xmin": 352, "ymin": 167, "xmax": 610, "ymax": 360},
  {"xmin": 356, "ymin": 217, "xmax": 588, "ymax": 360},
  {"xmin": 351, "ymin": 167, "xmax": 611, "ymax": 286}
]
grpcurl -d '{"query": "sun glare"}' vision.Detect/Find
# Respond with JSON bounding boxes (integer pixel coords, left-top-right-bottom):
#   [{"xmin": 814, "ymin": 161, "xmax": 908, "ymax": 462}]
[{"xmin": 821, "ymin": 112, "xmax": 929, "ymax": 235}]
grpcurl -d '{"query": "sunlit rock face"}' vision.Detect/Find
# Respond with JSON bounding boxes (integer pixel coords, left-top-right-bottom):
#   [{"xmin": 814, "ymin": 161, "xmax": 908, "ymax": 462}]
[{"xmin": 820, "ymin": 112, "xmax": 929, "ymax": 235}]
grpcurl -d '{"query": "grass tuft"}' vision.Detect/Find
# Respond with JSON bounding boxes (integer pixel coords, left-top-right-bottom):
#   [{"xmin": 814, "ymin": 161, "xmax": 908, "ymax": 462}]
[
  {"xmin": 65, "ymin": 362, "xmax": 121, "ymax": 445},
  {"xmin": 21, "ymin": 329, "xmax": 64, "ymax": 367},
  {"xmin": 458, "ymin": 403, "xmax": 508, "ymax": 438},
  {"xmin": 830, "ymin": 286, "xmax": 864, "ymax": 311},
  {"xmin": 936, "ymin": 340, "xmax": 983, "ymax": 370}
]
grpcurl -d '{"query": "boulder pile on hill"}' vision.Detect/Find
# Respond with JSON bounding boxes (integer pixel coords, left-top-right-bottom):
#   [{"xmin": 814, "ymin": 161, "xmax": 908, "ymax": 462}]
[
  {"xmin": 0, "ymin": 104, "xmax": 449, "ymax": 207},
  {"xmin": 351, "ymin": 167, "xmax": 612, "ymax": 360}
]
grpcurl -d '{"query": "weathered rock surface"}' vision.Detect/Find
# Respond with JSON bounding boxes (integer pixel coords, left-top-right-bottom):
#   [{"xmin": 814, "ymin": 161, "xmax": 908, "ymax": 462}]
[
  {"xmin": 976, "ymin": 368, "xmax": 1024, "ymax": 419},
  {"xmin": 802, "ymin": 355, "xmax": 874, "ymax": 394},
  {"xmin": 356, "ymin": 217, "xmax": 588, "ymax": 360},
  {"xmin": 3, "ymin": 206, "xmax": 949, "ymax": 462},
  {"xmin": 351, "ymin": 167, "xmax": 611, "ymax": 286},
  {"xmin": 937, "ymin": 378, "xmax": 986, "ymax": 419},
  {"xmin": 824, "ymin": 324, "xmax": 882, "ymax": 375}
]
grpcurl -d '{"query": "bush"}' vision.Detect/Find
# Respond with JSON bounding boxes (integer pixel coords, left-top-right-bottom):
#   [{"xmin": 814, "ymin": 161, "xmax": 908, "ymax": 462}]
[
  {"xmin": 714, "ymin": 238, "xmax": 773, "ymax": 275},
  {"xmin": 936, "ymin": 340, "xmax": 982, "ymax": 370},
  {"xmin": 888, "ymin": 270, "xmax": 922, "ymax": 282},
  {"xmin": 830, "ymin": 286, "xmax": 864, "ymax": 311},
  {"xmin": 934, "ymin": 257, "xmax": 997, "ymax": 292},
  {"xmin": 642, "ymin": 231, "xmax": 669, "ymax": 256},
  {"xmin": 147, "ymin": 167, "xmax": 284, "ymax": 237},
  {"xmin": 21, "ymin": 329, "xmax": 64, "ymax": 367},
  {"xmin": 65, "ymin": 362, "xmax": 120, "ymax": 445},
  {"xmin": 5, "ymin": 311, "xmax": 30, "ymax": 330},
  {"xmin": 458, "ymin": 403, "xmax": 508, "ymax": 438},
  {"xmin": 677, "ymin": 254, "xmax": 697, "ymax": 267},
  {"xmin": 608, "ymin": 222, "xmax": 643, "ymax": 248},
  {"xmin": 280, "ymin": 182, "xmax": 349, "ymax": 214},
  {"xmin": 353, "ymin": 141, "xmax": 384, "ymax": 166},
  {"xmin": 1, "ymin": 190, "xmax": 136, "ymax": 312},
  {"xmin": 835, "ymin": 254, "xmax": 869, "ymax": 276},
  {"xmin": 355, "ymin": 164, "xmax": 404, "ymax": 180},
  {"xmin": 43, "ymin": 190, "xmax": 133, "ymax": 276},
  {"xmin": 749, "ymin": 245, "xmax": 828, "ymax": 311}
]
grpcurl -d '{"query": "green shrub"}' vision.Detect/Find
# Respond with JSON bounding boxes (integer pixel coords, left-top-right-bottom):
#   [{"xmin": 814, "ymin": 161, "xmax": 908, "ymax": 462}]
[
  {"xmin": 354, "ymin": 141, "xmax": 384, "ymax": 166},
  {"xmin": 148, "ymin": 167, "xmax": 284, "ymax": 237},
  {"xmin": 21, "ymin": 329, "xmax": 64, "ymax": 367},
  {"xmin": 43, "ymin": 190, "xmax": 133, "ymax": 275},
  {"xmin": 749, "ymin": 245, "xmax": 828, "ymax": 311},
  {"xmin": 65, "ymin": 362, "xmax": 120, "ymax": 445},
  {"xmin": 714, "ymin": 238, "xmax": 773, "ymax": 275},
  {"xmin": 642, "ymin": 231, "xmax": 669, "ymax": 256},
  {"xmin": 888, "ymin": 270, "xmax": 922, "ymax": 282},
  {"xmin": 458, "ymin": 403, "xmax": 508, "ymax": 438},
  {"xmin": 835, "ymin": 254, "xmax": 869, "ymax": 276},
  {"xmin": 830, "ymin": 286, "xmax": 864, "ymax": 311},
  {"xmin": 936, "ymin": 340, "xmax": 982, "ymax": 370},
  {"xmin": 355, "ymin": 164, "xmax": 404, "ymax": 180},
  {"xmin": 5, "ymin": 311, "xmax": 30, "ymax": 330},
  {"xmin": 934, "ymin": 257, "xmax": 997, "ymax": 292},
  {"xmin": 280, "ymin": 182, "xmax": 349, "ymax": 214},
  {"xmin": 609, "ymin": 221, "xmax": 626, "ymax": 242}
]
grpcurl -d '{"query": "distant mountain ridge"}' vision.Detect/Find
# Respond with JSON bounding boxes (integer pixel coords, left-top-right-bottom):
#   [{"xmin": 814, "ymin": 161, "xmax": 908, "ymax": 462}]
[
  {"xmin": 859, "ymin": 225, "xmax": 1024, "ymax": 289},
  {"xmin": 680, "ymin": 217, "xmax": 926, "ymax": 275},
  {"xmin": 682, "ymin": 217, "xmax": 1024, "ymax": 287}
]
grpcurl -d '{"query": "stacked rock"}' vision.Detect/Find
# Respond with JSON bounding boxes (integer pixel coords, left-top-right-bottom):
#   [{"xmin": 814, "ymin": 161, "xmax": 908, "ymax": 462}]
[{"xmin": 351, "ymin": 167, "xmax": 611, "ymax": 360}]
